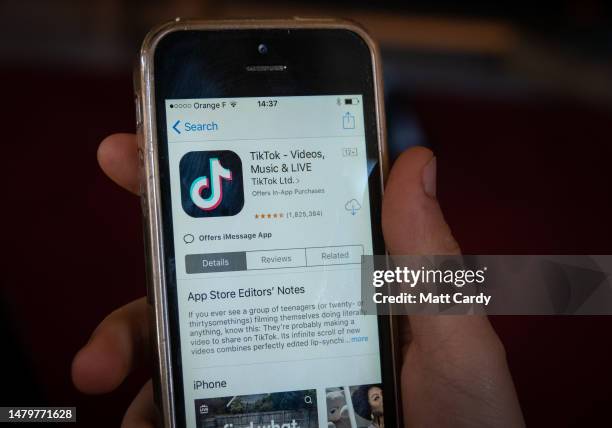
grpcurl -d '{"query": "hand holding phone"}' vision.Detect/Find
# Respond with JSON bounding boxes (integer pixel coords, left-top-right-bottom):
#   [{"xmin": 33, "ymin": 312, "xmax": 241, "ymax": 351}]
[
  {"xmin": 75, "ymin": 17, "xmax": 520, "ymax": 426},
  {"xmin": 74, "ymin": 136, "xmax": 523, "ymax": 427}
]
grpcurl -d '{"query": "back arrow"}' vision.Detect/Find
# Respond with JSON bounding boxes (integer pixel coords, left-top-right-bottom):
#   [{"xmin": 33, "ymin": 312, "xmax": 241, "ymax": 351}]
[{"xmin": 172, "ymin": 120, "xmax": 181, "ymax": 134}]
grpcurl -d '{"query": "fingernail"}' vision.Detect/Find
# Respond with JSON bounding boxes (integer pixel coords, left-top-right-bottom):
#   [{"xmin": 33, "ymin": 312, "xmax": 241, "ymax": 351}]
[{"xmin": 422, "ymin": 156, "xmax": 437, "ymax": 198}]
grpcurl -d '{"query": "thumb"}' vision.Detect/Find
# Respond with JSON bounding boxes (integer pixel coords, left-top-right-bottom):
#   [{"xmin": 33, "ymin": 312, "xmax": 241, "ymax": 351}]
[
  {"xmin": 382, "ymin": 146, "xmax": 460, "ymax": 256},
  {"xmin": 382, "ymin": 147, "xmax": 523, "ymax": 427},
  {"xmin": 382, "ymin": 146, "xmax": 500, "ymax": 349}
]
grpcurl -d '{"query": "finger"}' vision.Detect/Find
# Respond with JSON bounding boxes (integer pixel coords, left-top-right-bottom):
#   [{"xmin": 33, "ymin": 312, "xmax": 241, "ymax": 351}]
[
  {"xmin": 72, "ymin": 297, "xmax": 150, "ymax": 394},
  {"xmin": 383, "ymin": 147, "xmax": 523, "ymax": 425},
  {"xmin": 381, "ymin": 147, "xmax": 497, "ymax": 350},
  {"xmin": 97, "ymin": 133, "xmax": 140, "ymax": 194},
  {"xmin": 382, "ymin": 146, "xmax": 460, "ymax": 256},
  {"xmin": 122, "ymin": 380, "xmax": 158, "ymax": 428}
]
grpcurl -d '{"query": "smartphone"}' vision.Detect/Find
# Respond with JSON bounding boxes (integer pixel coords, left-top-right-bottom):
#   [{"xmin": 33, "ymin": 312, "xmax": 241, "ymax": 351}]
[{"xmin": 135, "ymin": 18, "xmax": 399, "ymax": 428}]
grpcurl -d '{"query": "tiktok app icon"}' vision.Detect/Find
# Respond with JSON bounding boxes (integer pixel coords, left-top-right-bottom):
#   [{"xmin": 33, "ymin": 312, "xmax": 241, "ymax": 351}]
[{"xmin": 179, "ymin": 151, "xmax": 244, "ymax": 217}]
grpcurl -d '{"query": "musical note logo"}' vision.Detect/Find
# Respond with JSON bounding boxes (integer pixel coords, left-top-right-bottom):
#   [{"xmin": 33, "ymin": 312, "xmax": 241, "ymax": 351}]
[
  {"xmin": 189, "ymin": 158, "xmax": 232, "ymax": 211},
  {"xmin": 180, "ymin": 151, "xmax": 244, "ymax": 217}
]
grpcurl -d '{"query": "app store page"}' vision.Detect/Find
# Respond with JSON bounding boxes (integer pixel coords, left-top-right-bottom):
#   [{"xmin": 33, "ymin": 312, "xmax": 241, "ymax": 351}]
[{"xmin": 165, "ymin": 96, "xmax": 382, "ymax": 427}]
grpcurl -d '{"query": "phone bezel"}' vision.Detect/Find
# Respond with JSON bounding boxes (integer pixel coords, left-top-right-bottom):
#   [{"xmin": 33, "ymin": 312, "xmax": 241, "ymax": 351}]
[{"xmin": 137, "ymin": 19, "xmax": 399, "ymax": 428}]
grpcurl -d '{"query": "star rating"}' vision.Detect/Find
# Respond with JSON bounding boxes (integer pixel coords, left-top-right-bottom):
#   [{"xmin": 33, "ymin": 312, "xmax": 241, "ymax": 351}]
[{"xmin": 255, "ymin": 213, "xmax": 284, "ymax": 219}]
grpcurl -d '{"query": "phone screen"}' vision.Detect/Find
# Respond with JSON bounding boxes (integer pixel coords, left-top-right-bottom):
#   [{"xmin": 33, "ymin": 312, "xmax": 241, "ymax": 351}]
[{"xmin": 164, "ymin": 94, "xmax": 384, "ymax": 427}]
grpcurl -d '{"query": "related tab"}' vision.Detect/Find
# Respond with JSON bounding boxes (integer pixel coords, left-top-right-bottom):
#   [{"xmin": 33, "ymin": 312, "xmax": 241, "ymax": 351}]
[{"xmin": 306, "ymin": 245, "xmax": 364, "ymax": 266}]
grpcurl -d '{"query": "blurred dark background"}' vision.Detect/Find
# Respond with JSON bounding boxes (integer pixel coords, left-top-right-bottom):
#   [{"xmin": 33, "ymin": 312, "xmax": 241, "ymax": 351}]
[{"xmin": 1, "ymin": 1, "xmax": 611, "ymax": 426}]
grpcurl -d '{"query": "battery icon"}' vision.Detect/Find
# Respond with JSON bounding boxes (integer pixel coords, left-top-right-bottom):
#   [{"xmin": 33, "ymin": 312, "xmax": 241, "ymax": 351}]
[{"xmin": 344, "ymin": 97, "xmax": 359, "ymax": 105}]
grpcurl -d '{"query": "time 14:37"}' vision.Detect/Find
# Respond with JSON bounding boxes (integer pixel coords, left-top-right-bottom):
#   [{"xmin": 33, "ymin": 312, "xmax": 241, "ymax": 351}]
[{"xmin": 257, "ymin": 99, "xmax": 278, "ymax": 107}]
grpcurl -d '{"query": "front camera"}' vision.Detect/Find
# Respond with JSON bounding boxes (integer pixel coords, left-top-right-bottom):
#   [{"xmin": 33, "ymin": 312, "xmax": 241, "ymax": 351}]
[{"xmin": 257, "ymin": 43, "xmax": 268, "ymax": 55}]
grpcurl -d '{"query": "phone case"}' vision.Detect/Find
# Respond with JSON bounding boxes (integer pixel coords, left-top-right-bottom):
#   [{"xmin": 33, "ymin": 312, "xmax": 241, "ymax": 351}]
[{"xmin": 134, "ymin": 17, "xmax": 395, "ymax": 428}]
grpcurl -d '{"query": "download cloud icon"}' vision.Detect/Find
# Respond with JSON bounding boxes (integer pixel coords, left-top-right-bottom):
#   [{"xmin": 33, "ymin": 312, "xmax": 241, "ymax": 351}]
[{"xmin": 345, "ymin": 199, "xmax": 362, "ymax": 215}]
